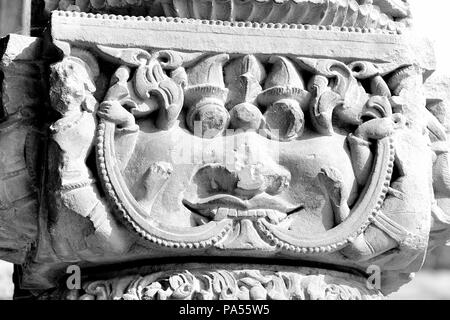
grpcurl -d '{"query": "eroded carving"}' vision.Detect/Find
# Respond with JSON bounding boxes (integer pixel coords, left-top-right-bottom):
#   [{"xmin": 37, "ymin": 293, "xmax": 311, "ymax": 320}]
[
  {"xmin": 53, "ymin": 266, "xmax": 382, "ymax": 300},
  {"xmin": 0, "ymin": 2, "xmax": 448, "ymax": 300},
  {"xmin": 47, "ymin": 50, "xmax": 136, "ymax": 259},
  {"xmin": 43, "ymin": 0, "xmax": 409, "ymax": 31}
]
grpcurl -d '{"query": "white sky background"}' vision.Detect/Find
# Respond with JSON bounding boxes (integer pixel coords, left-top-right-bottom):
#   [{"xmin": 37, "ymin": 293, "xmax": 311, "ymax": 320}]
[{"xmin": 410, "ymin": 0, "xmax": 450, "ymax": 74}]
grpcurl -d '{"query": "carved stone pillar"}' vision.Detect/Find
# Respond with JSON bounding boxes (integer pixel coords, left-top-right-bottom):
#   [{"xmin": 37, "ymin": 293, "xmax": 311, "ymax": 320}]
[{"xmin": 1, "ymin": 0, "xmax": 449, "ymax": 300}]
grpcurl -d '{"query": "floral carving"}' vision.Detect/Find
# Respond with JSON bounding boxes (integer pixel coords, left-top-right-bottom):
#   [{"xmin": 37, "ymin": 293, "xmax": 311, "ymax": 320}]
[{"xmin": 57, "ymin": 268, "xmax": 382, "ymax": 300}]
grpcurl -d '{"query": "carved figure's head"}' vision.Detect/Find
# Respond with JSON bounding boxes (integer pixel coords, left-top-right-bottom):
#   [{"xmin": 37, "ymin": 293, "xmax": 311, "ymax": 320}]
[{"xmin": 49, "ymin": 51, "xmax": 99, "ymax": 115}]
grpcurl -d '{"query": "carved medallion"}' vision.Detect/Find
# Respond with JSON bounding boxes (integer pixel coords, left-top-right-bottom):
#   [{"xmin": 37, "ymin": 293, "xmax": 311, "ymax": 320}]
[{"xmin": 90, "ymin": 46, "xmax": 407, "ymax": 258}]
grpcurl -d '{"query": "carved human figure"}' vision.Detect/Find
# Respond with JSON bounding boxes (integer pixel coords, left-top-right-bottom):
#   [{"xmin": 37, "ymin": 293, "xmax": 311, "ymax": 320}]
[
  {"xmin": 96, "ymin": 55, "xmax": 185, "ymax": 213},
  {"xmin": 317, "ymin": 66, "xmax": 434, "ymax": 280},
  {"xmin": 47, "ymin": 53, "xmax": 138, "ymax": 258}
]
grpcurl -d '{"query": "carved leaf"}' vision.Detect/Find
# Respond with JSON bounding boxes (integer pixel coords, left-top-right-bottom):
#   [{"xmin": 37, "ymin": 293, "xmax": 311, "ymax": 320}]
[{"xmin": 96, "ymin": 45, "xmax": 151, "ymax": 67}]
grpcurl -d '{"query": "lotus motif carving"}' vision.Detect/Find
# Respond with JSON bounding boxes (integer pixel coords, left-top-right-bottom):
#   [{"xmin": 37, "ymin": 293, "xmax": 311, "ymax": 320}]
[{"xmin": 44, "ymin": 0, "xmax": 409, "ymax": 30}]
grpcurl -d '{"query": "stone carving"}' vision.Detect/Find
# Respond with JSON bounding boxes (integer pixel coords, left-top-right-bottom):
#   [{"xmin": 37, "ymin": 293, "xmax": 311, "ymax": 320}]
[
  {"xmin": 43, "ymin": 0, "xmax": 409, "ymax": 30},
  {"xmin": 47, "ymin": 50, "xmax": 136, "ymax": 259},
  {"xmin": 0, "ymin": 1, "xmax": 449, "ymax": 300},
  {"xmin": 54, "ymin": 266, "xmax": 381, "ymax": 300},
  {"xmin": 0, "ymin": 35, "xmax": 43, "ymax": 264},
  {"xmin": 425, "ymin": 72, "xmax": 450, "ymax": 251}
]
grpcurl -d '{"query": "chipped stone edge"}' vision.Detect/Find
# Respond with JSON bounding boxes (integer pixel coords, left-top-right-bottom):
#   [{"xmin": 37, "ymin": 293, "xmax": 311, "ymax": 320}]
[{"xmin": 52, "ymin": 10, "xmax": 403, "ymax": 35}]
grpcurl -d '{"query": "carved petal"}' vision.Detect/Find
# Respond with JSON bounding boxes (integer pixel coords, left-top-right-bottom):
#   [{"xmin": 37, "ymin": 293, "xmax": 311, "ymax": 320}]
[
  {"xmin": 186, "ymin": 54, "xmax": 230, "ymax": 87},
  {"xmin": 153, "ymin": 50, "xmax": 208, "ymax": 70},
  {"xmin": 309, "ymin": 89, "xmax": 342, "ymax": 136},
  {"xmin": 348, "ymin": 61, "xmax": 380, "ymax": 79},
  {"xmin": 225, "ymin": 55, "xmax": 265, "ymax": 107},
  {"xmin": 295, "ymin": 58, "xmax": 352, "ymax": 96},
  {"xmin": 96, "ymin": 45, "xmax": 151, "ymax": 67}
]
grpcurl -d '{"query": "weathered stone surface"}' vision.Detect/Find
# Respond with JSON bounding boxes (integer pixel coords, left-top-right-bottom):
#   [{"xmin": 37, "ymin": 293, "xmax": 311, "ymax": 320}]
[
  {"xmin": 0, "ymin": 0, "xmax": 449, "ymax": 300},
  {"xmin": 0, "ymin": 34, "xmax": 44, "ymax": 264},
  {"xmin": 50, "ymin": 11, "xmax": 436, "ymax": 73},
  {"xmin": 425, "ymin": 72, "xmax": 450, "ymax": 132},
  {"xmin": 41, "ymin": 0, "xmax": 409, "ymax": 28},
  {"xmin": 425, "ymin": 246, "xmax": 450, "ymax": 269},
  {"xmin": 373, "ymin": 0, "xmax": 410, "ymax": 19},
  {"xmin": 50, "ymin": 265, "xmax": 382, "ymax": 300}
]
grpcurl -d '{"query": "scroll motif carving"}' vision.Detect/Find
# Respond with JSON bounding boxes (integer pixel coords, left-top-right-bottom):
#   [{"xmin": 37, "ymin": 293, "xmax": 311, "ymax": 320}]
[{"xmin": 55, "ymin": 267, "xmax": 382, "ymax": 300}]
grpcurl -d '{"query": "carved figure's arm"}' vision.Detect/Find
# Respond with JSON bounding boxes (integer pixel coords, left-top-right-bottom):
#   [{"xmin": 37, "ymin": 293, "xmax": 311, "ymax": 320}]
[
  {"xmin": 347, "ymin": 114, "xmax": 404, "ymax": 187},
  {"xmin": 347, "ymin": 133, "xmax": 374, "ymax": 187},
  {"xmin": 97, "ymin": 101, "xmax": 139, "ymax": 170}
]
